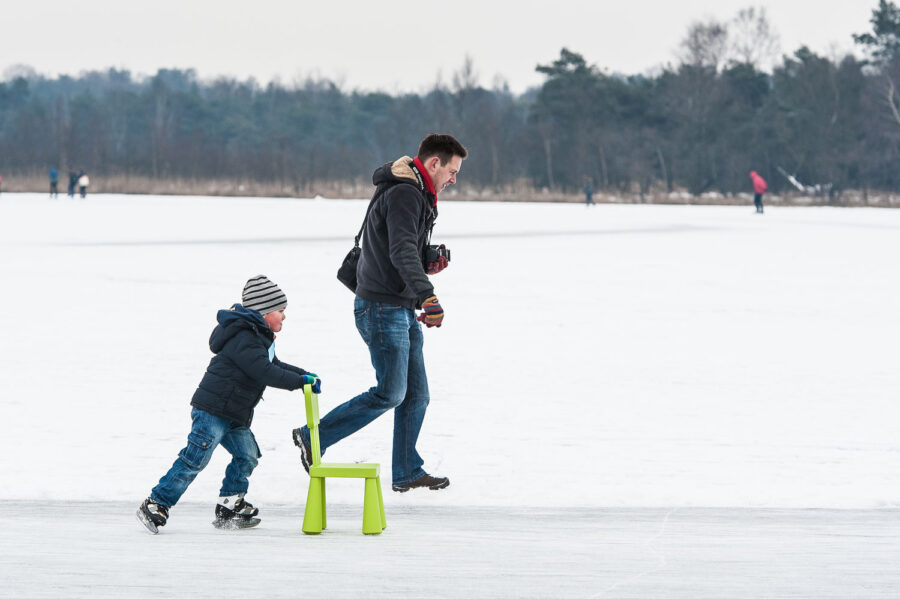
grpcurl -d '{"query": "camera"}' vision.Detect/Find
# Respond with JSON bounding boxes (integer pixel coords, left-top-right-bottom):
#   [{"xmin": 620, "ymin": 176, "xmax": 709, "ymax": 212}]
[{"xmin": 424, "ymin": 244, "xmax": 451, "ymax": 264}]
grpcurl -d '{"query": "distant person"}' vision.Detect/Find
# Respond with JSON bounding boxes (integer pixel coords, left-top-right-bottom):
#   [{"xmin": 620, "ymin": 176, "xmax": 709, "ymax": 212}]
[
  {"xmin": 292, "ymin": 133, "xmax": 466, "ymax": 493},
  {"xmin": 0, "ymin": 173, "xmax": 3, "ymax": 195},
  {"xmin": 77, "ymin": 171, "xmax": 89, "ymax": 198},
  {"xmin": 750, "ymin": 170, "xmax": 767, "ymax": 214},
  {"xmin": 49, "ymin": 167, "xmax": 59, "ymax": 198},
  {"xmin": 67, "ymin": 172, "xmax": 77, "ymax": 198},
  {"xmin": 583, "ymin": 175, "xmax": 594, "ymax": 206},
  {"xmin": 136, "ymin": 275, "xmax": 321, "ymax": 534}
]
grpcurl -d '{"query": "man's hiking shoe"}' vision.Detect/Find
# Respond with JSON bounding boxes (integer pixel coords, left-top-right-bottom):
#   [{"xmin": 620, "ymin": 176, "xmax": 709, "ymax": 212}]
[
  {"xmin": 136, "ymin": 498, "xmax": 169, "ymax": 534},
  {"xmin": 392, "ymin": 474, "xmax": 450, "ymax": 493},
  {"xmin": 212, "ymin": 494, "xmax": 261, "ymax": 530},
  {"xmin": 292, "ymin": 427, "xmax": 312, "ymax": 473}
]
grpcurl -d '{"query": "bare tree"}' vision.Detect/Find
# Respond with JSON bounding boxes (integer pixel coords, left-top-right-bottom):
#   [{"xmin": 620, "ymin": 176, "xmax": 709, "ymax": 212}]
[
  {"xmin": 729, "ymin": 6, "xmax": 781, "ymax": 70},
  {"xmin": 452, "ymin": 55, "xmax": 479, "ymax": 92},
  {"xmin": 679, "ymin": 19, "xmax": 730, "ymax": 71}
]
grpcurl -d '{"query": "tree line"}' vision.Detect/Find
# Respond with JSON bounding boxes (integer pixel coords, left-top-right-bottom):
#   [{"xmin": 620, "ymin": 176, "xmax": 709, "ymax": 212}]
[{"xmin": 1, "ymin": 2, "xmax": 899, "ymax": 198}]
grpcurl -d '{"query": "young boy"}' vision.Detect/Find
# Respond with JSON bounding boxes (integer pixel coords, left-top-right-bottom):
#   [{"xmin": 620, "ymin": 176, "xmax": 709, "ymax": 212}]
[{"xmin": 137, "ymin": 275, "xmax": 320, "ymax": 534}]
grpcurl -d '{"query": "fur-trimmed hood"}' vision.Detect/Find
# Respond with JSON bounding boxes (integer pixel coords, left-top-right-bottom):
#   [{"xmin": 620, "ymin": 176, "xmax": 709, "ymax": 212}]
[{"xmin": 372, "ymin": 156, "xmax": 421, "ymax": 188}]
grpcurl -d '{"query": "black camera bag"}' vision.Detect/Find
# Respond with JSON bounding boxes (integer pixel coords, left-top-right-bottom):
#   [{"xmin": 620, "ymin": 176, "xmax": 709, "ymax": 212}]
[
  {"xmin": 336, "ymin": 246, "xmax": 361, "ymax": 292},
  {"xmin": 336, "ymin": 190, "xmax": 381, "ymax": 292}
]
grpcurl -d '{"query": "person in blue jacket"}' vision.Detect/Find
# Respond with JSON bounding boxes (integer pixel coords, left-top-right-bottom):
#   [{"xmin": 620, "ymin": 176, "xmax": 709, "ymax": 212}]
[
  {"xmin": 49, "ymin": 167, "xmax": 59, "ymax": 197},
  {"xmin": 583, "ymin": 175, "xmax": 594, "ymax": 206},
  {"xmin": 136, "ymin": 275, "xmax": 321, "ymax": 534}
]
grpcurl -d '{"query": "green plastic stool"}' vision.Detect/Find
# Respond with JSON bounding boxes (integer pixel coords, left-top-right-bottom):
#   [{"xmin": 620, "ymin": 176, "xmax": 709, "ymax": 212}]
[{"xmin": 301, "ymin": 384, "xmax": 386, "ymax": 535}]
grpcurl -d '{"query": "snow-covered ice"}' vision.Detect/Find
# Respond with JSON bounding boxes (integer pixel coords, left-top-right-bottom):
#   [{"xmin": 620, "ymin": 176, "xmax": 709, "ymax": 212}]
[
  {"xmin": 4, "ymin": 501, "xmax": 898, "ymax": 598},
  {"xmin": 0, "ymin": 193, "xmax": 898, "ymax": 597}
]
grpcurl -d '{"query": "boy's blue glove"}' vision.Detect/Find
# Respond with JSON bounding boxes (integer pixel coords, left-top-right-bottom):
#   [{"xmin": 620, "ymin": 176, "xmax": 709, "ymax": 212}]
[{"xmin": 301, "ymin": 374, "xmax": 322, "ymax": 394}]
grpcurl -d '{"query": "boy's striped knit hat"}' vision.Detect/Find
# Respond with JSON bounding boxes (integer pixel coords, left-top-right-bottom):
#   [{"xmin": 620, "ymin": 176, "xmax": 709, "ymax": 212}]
[{"xmin": 242, "ymin": 275, "xmax": 287, "ymax": 314}]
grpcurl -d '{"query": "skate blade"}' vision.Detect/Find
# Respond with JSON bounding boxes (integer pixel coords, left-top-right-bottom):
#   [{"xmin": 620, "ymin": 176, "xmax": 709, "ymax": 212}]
[
  {"xmin": 136, "ymin": 509, "xmax": 159, "ymax": 534},
  {"xmin": 212, "ymin": 517, "xmax": 261, "ymax": 530}
]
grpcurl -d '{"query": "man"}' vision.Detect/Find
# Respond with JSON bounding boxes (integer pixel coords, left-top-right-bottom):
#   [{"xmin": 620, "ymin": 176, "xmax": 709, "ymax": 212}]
[
  {"xmin": 293, "ymin": 133, "xmax": 466, "ymax": 492},
  {"xmin": 583, "ymin": 175, "xmax": 594, "ymax": 206},
  {"xmin": 49, "ymin": 167, "xmax": 59, "ymax": 198},
  {"xmin": 750, "ymin": 170, "xmax": 767, "ymax": 214}
]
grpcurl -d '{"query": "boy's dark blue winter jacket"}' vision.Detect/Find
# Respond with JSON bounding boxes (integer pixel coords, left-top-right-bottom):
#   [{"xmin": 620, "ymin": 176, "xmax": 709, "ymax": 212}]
[{"xmin": 190, "ymin": 304, "xmax": 307, "ymax": 426}]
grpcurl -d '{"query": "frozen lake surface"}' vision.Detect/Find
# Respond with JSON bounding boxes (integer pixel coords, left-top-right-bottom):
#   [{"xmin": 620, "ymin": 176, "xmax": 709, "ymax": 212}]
[
  {"xmin": 2, "ymin": 502, "xmax": 897, "ymax": 598},
  {"xmin": 0, "ymin": 193, "xmax": 898, "ymax": 596}
]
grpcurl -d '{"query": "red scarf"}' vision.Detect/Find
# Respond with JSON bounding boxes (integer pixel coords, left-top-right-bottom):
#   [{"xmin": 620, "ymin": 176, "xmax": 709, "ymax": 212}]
[{"xmin": 413, "ymin": 157, "xmax": 438, "ymax": 205}]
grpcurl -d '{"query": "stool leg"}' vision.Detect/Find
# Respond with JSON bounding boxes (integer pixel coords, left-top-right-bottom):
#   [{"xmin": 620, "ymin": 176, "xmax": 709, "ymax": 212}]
[
  {"xmin": 362, "ymin": 477, "xmax": 383, "ymax": 535},
  {"xmin": 376, "ymin": 476, "xmax": 386, "ymax": 530},
  {"xmin": 302, "ymin": 477, "xmax": 324, "ymax": 534},
  {"xmin": 321, "ymin": 478, "xmax": 327, "ymax": 530}
]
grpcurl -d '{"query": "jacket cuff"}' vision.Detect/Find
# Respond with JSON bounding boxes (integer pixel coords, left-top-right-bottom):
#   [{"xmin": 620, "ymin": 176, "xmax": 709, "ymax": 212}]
[{"xmin": 416, "ymin": 289, "xmax": 436, "ymax": 306}]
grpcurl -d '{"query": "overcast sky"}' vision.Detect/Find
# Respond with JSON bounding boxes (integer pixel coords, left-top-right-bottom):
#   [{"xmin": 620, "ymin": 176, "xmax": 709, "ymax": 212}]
[{"xmin": 0, "ymin": 1, "xmax": 877, "ymax": 93}]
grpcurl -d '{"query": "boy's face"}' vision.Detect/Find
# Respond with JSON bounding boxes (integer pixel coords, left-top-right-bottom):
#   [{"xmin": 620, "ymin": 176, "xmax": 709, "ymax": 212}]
[{"xmin": 263, "ymin": 309, "xmax": 286, "ymax": 333}]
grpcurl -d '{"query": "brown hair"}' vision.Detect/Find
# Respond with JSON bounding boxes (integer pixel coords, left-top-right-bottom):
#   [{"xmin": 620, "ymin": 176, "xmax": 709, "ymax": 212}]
[{"xmin": 417, "ymin": 134, "xmax": 467, "ymax": 165}]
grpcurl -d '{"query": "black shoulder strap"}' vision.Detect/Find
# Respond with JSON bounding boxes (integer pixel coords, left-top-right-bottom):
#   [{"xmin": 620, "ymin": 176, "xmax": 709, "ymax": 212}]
[
  {"xmin": 409, "ymin": 159, "xmax": 439, "ymax": 246},
  {"xmin": 409, "ymin": 161, "xmax": 427, "ymax": 193},
  {"xmin": 354, "ymin": 171, "xmax": 432, "ymax": 248},
  {"xmin": 353, "ymin": 186, "xmax": 383, "ymax": 248}
]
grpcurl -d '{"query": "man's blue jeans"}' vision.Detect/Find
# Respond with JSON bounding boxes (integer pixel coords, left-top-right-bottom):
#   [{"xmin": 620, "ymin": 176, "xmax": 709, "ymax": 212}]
[
  {"xmin": 303, "ymin": 297, "xmax": 430, "ymax": 486},
  {"xmin": 150, "ymin": 408, "xmax": 261, "ymax": 508}
]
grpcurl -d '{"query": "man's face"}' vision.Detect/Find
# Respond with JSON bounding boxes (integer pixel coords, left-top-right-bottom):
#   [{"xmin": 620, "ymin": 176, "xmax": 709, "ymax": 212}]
[
  {"xmin": 426, "ymin": 155, "xmax": 463, "ymax": 193},
  {"xmin": 263, "ymin": 309, "xmax": 286, "ymax": 333}
]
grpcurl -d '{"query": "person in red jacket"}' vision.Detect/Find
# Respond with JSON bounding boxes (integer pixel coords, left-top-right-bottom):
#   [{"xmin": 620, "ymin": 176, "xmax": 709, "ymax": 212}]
[{"xmin": 750, "ymin": 170, "xmax": 767, "ymax": 214}]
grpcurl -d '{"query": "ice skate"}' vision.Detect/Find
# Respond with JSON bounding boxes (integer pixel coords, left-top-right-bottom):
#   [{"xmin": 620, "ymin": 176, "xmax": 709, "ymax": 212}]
[{"xmin": 212, "ymin": 494, "xmax": 261, "ymax": 530}]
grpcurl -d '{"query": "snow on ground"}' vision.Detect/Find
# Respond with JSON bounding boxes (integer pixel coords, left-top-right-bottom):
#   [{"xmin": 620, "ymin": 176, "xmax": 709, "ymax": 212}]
[{"xmin": 0, "ymin": 193, "xmax": 898, "ymax": 596}]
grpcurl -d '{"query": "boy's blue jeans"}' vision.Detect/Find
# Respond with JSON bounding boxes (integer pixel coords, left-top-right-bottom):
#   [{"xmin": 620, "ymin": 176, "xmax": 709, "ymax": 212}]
[
  {"xmin": 151, "ymin": 408, "xmax": 261, "ymax": 508},
  {"xmin": 302, "ymin": 297, "xmax": 430, "ymax": 486}
]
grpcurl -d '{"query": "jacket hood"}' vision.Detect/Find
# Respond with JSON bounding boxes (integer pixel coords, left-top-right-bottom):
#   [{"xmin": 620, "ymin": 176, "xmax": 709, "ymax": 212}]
[
  {"xmin": 372, "ymin": 156, "xmax": 420, "ymax": 188},
  {"xmin": 209, "ymin": 303, "xmax": 272, "ymax": 353}
]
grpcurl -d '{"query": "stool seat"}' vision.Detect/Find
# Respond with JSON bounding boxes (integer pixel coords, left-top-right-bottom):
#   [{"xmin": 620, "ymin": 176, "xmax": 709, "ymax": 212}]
[{"xmin": 310, "ymin": 463, "xmax": 380, "ymax": 479}]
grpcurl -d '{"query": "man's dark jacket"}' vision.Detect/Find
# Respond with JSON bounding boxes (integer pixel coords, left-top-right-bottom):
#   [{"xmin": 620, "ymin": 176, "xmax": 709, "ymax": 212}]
[
  {"xmin": 190, "ymin": 304, "xmax": 307, "ymax": 426},
  {"xmin": 355, "ymin": 156, "xmax": 437, "ymax": 309}
]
